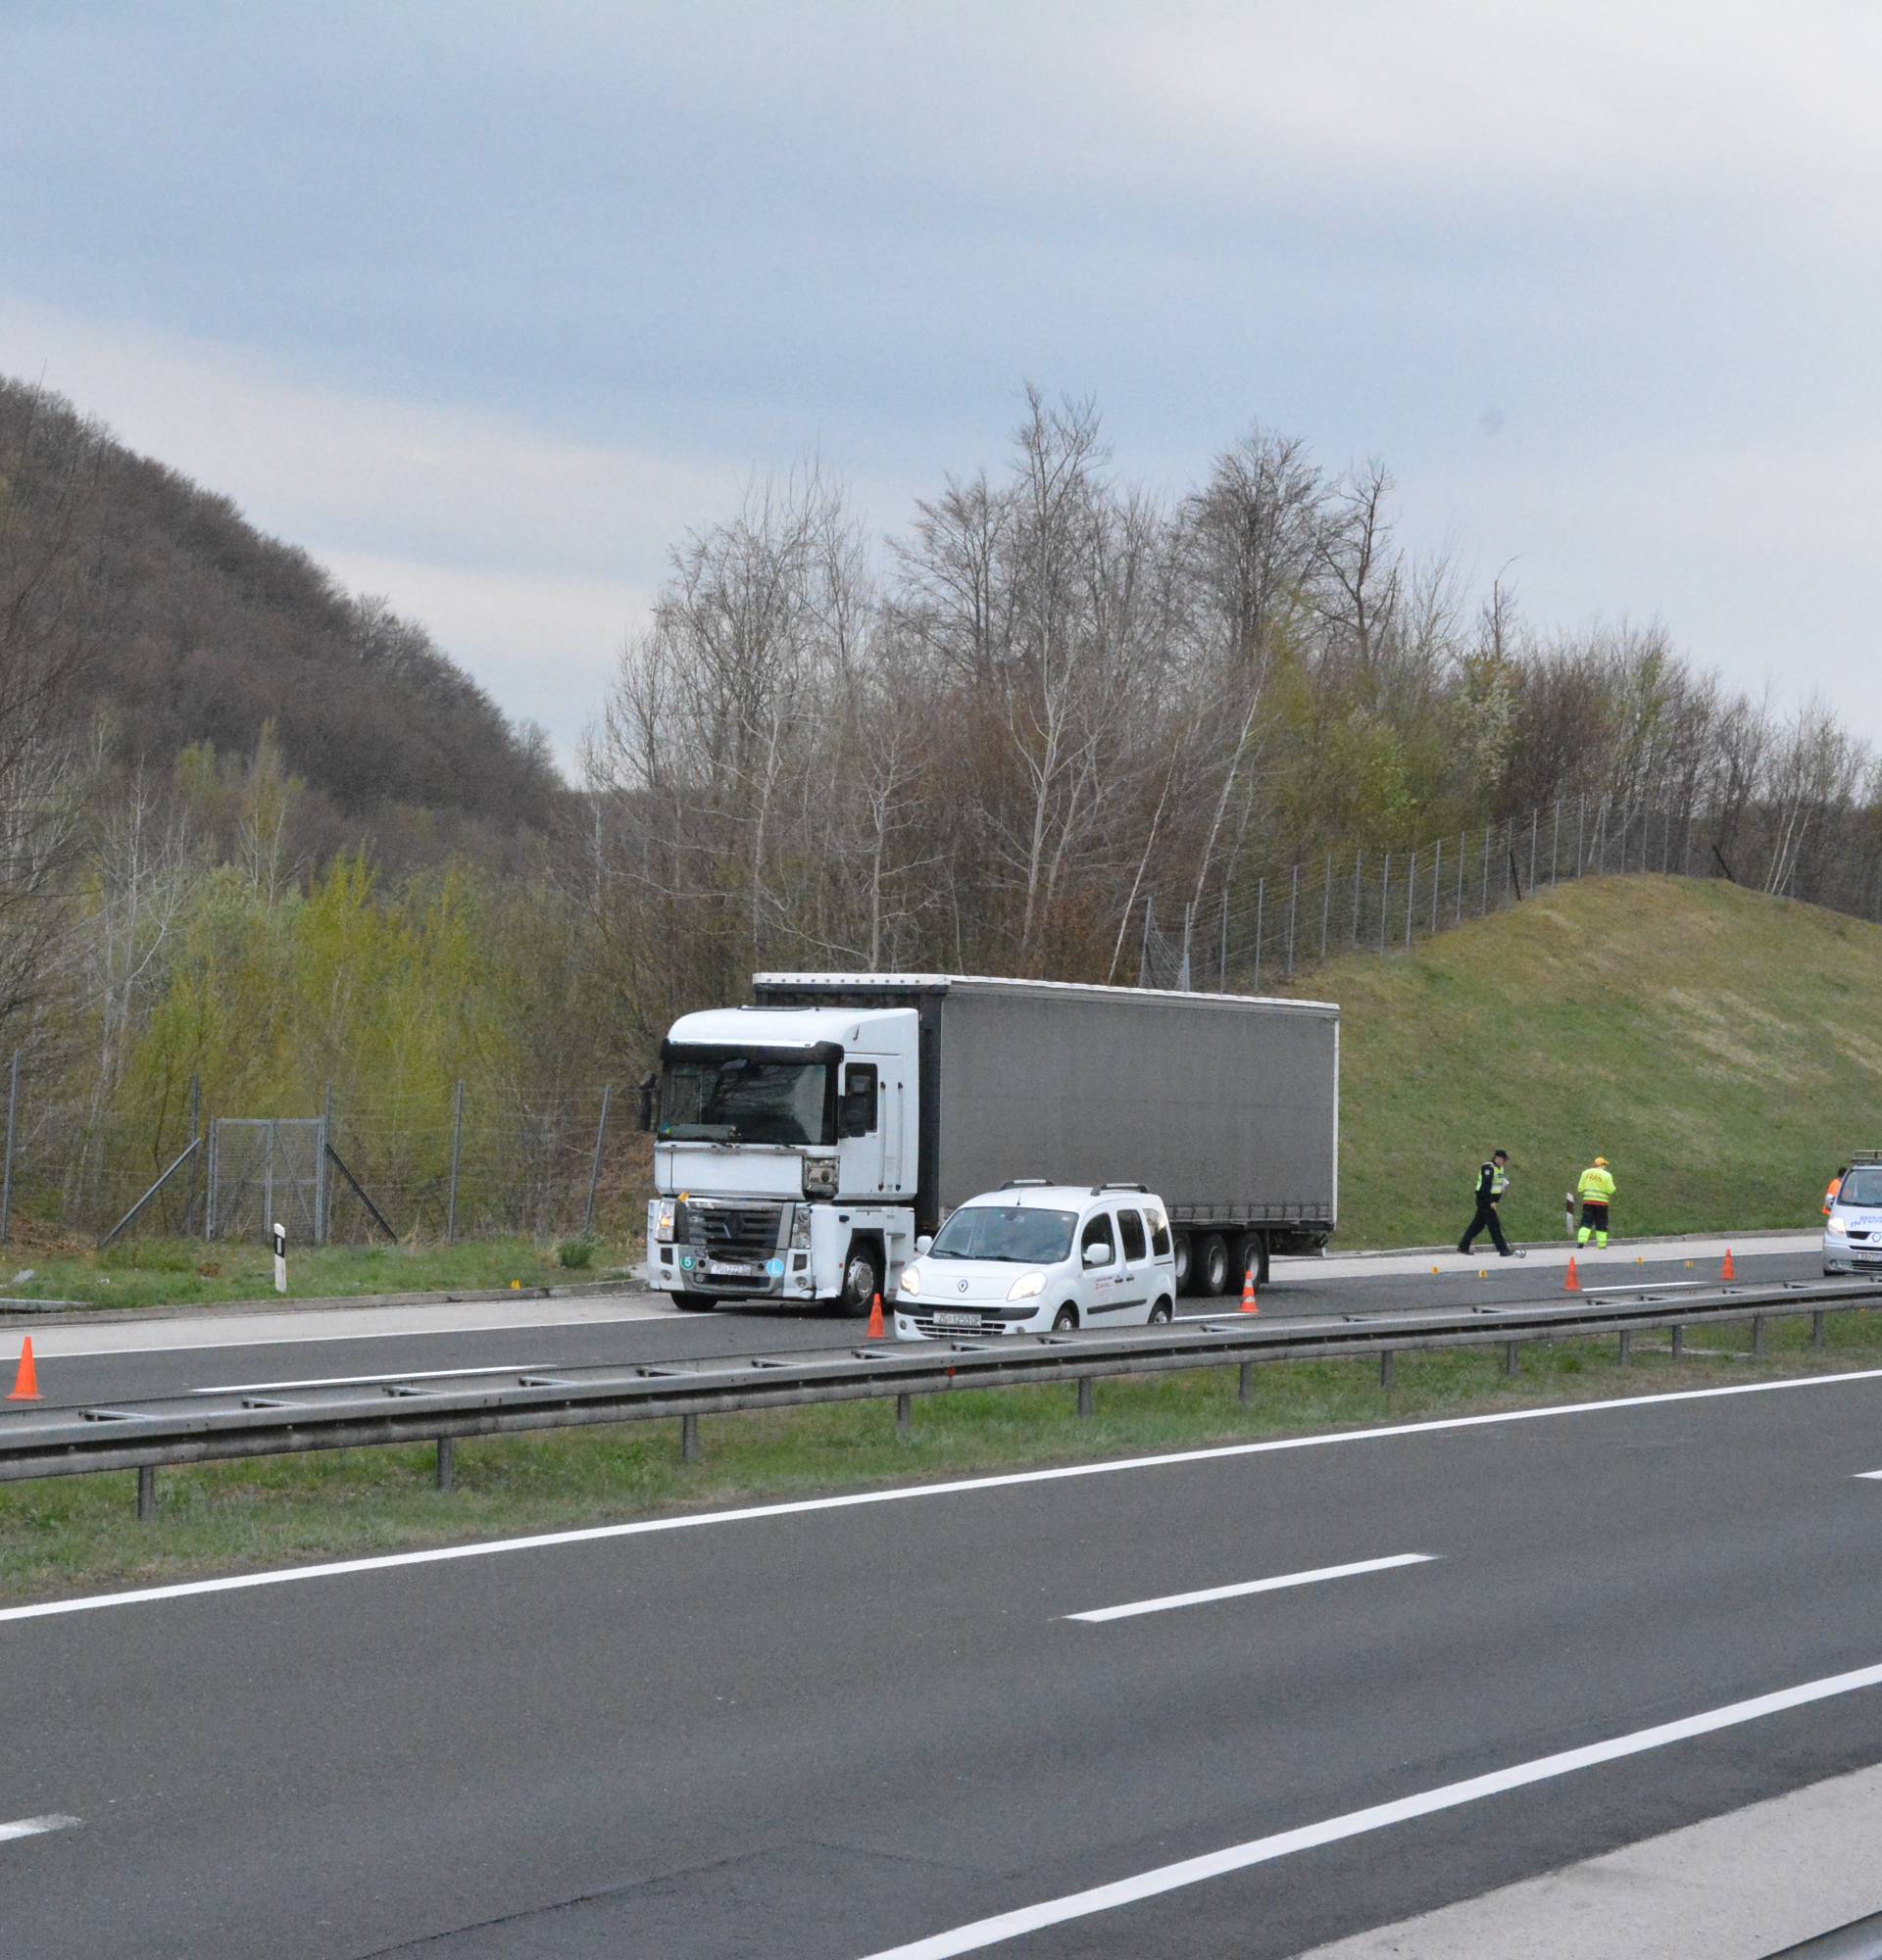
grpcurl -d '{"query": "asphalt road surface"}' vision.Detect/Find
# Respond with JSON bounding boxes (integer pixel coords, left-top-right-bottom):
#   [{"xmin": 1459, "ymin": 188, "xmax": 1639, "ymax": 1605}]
[
  {"xmin": 5, "ymin": 1338, "xmax": 1882, "ymax": 1956},
  {"xmin": 5, "ymin": 1239, "xmax": 1823, "ymax": 1410}
]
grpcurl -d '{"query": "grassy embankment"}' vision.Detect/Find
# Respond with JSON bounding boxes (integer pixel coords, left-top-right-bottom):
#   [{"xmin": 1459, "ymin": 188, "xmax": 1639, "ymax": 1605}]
[
  {"xmin": 1304, "ymin": 874, "xmax": 1882, "ymax": 1249},
  {"xmin": 0, "ymin": 1237, "xmax": 630, "ymax": 1310}
]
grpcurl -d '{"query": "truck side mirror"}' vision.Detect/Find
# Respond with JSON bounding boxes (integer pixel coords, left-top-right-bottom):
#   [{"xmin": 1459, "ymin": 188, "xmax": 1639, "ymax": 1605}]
[{"xmin": 637, "ymin": 1073, "xmax": 658, "ymax": 1135}]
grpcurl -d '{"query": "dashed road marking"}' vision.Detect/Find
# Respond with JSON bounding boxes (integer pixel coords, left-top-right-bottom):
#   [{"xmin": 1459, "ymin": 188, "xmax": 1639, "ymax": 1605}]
[{"xmin": 1067, "ymin": 1553, "xmax": 1435, "ymax": 1622}]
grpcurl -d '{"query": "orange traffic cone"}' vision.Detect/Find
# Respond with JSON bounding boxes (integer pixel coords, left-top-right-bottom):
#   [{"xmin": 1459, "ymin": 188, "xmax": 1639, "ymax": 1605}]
[
  {"xmin": 1241, "ymin": 1267, "xmax": 1260, "ymax": 1314},
  {"xmin": 867, "ymin": 1291, "xmax": 885, "ymax": 1340},
  {"xmin": 1721, "ymin": 1249, "xmax": 1737, "ymax": 1283},
  {"xmin": 7, "ymin": 1337, "xmax": 39, "ymax": 1401},
  {"xmin": 1564, "ymin": 1256, "xmax": 1581, "ymax": 1294}
]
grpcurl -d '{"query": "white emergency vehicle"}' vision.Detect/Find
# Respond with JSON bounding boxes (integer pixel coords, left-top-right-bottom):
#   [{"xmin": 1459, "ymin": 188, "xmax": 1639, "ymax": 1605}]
[{"xmin": 1823, "ymin": 1155, "xmax": 1882, "ymax": 1277}]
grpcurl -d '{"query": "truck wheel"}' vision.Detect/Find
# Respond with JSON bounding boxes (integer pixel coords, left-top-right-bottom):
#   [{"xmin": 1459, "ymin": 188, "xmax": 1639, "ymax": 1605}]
[
  {"xmin": 1235, "ymin": 1232, "xmax": 1270, "ymax": 1289},
  {"xmin": 1173, "ymin": 1233, "xmax": 1194, "ymax": 1295},
  {"xmin": 673, "ymin": 1295, "xmax": 719, "ymax": 1313},
  {"xmin": 1196, "ymin": 1233, "xmax": 1230, "ymax": 1297},
  {"xmin": 836, "ymin": 1241, "xmax": 884, "ymax": 1318},
  {"xmin": 1052, "ymin": 1304, "xmax": 1080, "ymax": 1332}
]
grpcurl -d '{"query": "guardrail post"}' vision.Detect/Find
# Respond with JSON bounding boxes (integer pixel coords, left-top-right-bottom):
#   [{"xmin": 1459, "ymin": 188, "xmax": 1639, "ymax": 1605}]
[
  {"xmin": 435, "ymin": 1437, "xmax": 455, "ymax": 1492},
  {"xmin": 1752, "ymin": 1315, "xmax": 1766, "ymax": 1357},
  {"xmin": 896, "ymin": 1393, "xmax": 912, "ymax": 1437},
  {"xmin": 1076, "ymin": 1378, "xmax": 1094, "ymax": 1421},
  {"xmin": 136, "ymin": 1466, "xmax": 156, "ymax": 1522},
  {"xmin": 1504, "ymin": 1340, "xmax": 1519, "ymax": 1376},
  {"xmin": 1238, "ymin": 1361, "xmax": 1254, "ymax": 1406},
  {"xmin": 1671, "ymin": 1323, "xmax": 1686, "ymax": 1358},
  {"xmin": 1618, "ymin": 1329, "xmax": 1633, "ymax": 1367},
  {"xmin": 1379, "ymin": 1349, "xmax": 1395, "ymax": 1391},
  {"xmin": 680, "ymin": 1413, "xmax": 700, "ymax": 1463},
  {"xmin": 1812, "ymin": 1311, "xmax": 1827, "ymax": 1348}
]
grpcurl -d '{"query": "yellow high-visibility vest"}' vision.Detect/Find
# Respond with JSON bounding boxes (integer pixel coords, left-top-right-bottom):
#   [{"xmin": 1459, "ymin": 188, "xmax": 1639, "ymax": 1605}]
[{"xmin": 1578, "ymin": 1165, "xmax": 1616, "ymax": 1202}]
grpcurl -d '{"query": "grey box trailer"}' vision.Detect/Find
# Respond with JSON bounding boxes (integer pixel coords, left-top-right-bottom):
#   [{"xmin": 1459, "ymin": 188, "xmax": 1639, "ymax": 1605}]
[{"xmin": 752, "ymin": 973, "xmax": 1338, "ymax": 1293}]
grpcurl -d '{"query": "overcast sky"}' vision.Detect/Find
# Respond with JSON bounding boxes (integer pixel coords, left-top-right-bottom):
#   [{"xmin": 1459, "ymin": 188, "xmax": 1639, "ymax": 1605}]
[{"xmin": 3, "ymin": 1, "xmax": 1876, "ymax": 764}]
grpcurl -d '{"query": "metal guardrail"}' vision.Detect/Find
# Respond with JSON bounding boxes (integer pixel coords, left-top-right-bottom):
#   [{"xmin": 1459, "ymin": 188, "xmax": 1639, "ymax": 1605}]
[{"xmin": 3, "ymin": 1275, "xmax": 1881, "ymax": 1516}]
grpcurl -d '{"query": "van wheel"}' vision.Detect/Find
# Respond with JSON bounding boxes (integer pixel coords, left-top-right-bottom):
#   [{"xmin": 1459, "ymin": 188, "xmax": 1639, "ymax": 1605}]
[
  {"xmin": 1173, "ymin": 1233, "xmax": 1193, "ymax": 1295},
  {"xmin": 836, "ymin": 1242, "xmax": 884, "ymax": 1318},
  {"xmin": 1197, "ymin": 1233, "xmax": 1230, "ymax": 1297},
  {"xmin": 1052, "ymin": 1304, "xmax": 1080, "ymax": 1333},
  {"xmin": 1148, "ymin": 1297, "xmax": 1173, "ymax": 1325},
  {"xmin": 1235, "ymin": 1232, "xmax": 1269, "ymax": 1289},
  {"xmin": 673, "ymin": 1295, "xmax": 719, "ymax": 1313}
]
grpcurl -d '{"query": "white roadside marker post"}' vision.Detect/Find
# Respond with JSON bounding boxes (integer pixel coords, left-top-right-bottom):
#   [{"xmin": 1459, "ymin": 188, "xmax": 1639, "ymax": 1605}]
[{"xmin": 272, "ymin": 1221, "xmax": 287, "ymax": 1296}]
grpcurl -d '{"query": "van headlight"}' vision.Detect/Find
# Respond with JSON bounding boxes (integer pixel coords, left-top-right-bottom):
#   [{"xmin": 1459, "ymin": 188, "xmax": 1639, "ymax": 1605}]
[
  {"xmin": 652, "ymin": 1200, "xmax": 676, "ymax": 1244},
  {"xmin": 1007, "ymin": 1271, "xmax": 1046, "ymax": 1300},
  {"xmin": 1827, "ymin": 1216, "xmax": 1850, "ymax": 1235},
  {"xmin": 900, "ymin": 1266, "xmax": 921, "ymax": 1297},
  {"xmin": 803, "ymin": 1156, "xmax": 838, "ymax": 1199}
]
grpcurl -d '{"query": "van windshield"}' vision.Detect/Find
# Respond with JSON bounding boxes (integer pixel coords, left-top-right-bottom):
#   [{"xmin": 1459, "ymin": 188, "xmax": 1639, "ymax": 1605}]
[
  {"xmin": 660, "ymin": 1055, "xmax": 833, "ymax": 1145},
  {"xmin": 929, "ymin": 1206, "xmax": 1077, "ymax": 1264},
  {"xmin": 1839, "ymin": 1169, "xmax": 1882, "ymax": 1207}
]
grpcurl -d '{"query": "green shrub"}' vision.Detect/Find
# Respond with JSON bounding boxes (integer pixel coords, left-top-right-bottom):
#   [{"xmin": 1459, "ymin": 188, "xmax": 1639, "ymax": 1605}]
[{"xmin": 556, "ymin": 1237, "xmax": 596, "ymax": 1270}]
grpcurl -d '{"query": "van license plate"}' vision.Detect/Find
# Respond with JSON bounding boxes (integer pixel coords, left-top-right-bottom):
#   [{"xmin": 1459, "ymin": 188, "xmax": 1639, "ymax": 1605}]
[
  {"xmin": 933, "ymin": 1310, "xmax": 979, "ymax": 1329},
  {"xmin": 707, "ymin": 1260, "xmax": 764, "ymax": 1277}
]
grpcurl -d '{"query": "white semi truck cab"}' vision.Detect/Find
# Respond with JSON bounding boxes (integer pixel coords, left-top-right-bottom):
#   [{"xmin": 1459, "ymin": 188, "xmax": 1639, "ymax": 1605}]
[{"xmin": 644, "ymin": 1001, "xmax": 921, "ymax": 1315}]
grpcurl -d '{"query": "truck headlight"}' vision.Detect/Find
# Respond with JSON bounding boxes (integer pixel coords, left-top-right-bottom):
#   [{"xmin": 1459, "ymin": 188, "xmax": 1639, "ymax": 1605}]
[
  {"xmin": 1007, "ymin": 1271, "xmax": 1046, "ymax": 1300},
  {"xmin": 652, "ymin": 1200, "xmax": 675, "ymax": 1244},
  {"xmin": 900, "ymin": 1265, "xmax": 921, "ymax": 1297},
  {"xmin": 803, "ymin": 1156, "xmax": 838, "ymax": 1199},
  {"xmin": 791, "ymin": 1205, "xmax": 813, "ymax": 1250},
  {"xmin": 1827, "ymin": 1216, "xmax": 1849, "ymax": 1235}
]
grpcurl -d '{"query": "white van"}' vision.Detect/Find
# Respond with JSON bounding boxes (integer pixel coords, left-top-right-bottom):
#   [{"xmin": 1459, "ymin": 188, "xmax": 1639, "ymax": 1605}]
[
  {"xmin": 894, "ymin": 1181, "xmax": 1179, "ymax": 1340},
  {"xmin": 1824, "ymin": 1159, "xmax": 1882, "ymax": 1276}
]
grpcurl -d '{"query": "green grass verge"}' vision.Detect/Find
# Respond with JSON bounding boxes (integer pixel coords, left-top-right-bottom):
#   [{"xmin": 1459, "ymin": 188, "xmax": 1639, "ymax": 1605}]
[
  {"xmin": 5, "ymin": 1304, "xmax": 1878, "ymax": 1604},
  {"xmin": 1285, "ymin": 874, "xmax": 1882, "ymax": 1249},
  {"xmin": 0, "ymin": 1237, "xmax": 628, "ymax": 1311}
]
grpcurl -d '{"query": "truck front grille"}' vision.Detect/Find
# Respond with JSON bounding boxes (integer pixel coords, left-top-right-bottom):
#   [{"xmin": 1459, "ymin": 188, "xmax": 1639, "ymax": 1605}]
[{"xmin": 681, "ymin": 1202, "xmax": 785, "ymax": 1260}]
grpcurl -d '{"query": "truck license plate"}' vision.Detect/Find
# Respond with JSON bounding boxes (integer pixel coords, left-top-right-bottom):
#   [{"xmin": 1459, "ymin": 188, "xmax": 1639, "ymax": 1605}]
[
  {"xmin": 707, "ymin": 1260, "xmax": 764, "ymax": 1277},
  {"xmin": 933, "ymin": 1310, "xmax": 979, "ymax": 1329}
]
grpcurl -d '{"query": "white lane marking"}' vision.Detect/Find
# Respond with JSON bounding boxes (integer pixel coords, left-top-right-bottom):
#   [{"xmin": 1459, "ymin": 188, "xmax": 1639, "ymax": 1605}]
[
  {"xmin": 5, "ymin": 1364, "xmax": 1882, "ymax": 1626},
  {"xmin": 24, "ymin": 1308, "xmax": 670, "ymax": 1361},
  {"xmin": 1579, "ymin": 1280, "xmax": 1711, "ymax": 1294},
  {"xmin": 1855, "ymin": 1471, "xmax": 1882, "ymax": 1481},
  {"xmin": 190, "ymin": 1362, "xmax": 547, "ymax": 1395},
  {"xmin": 857, "ymin": 1660, "xmax": 1882, "ymax": 1960},
  {"xmin": 0, "ymin": 1815, "xmax": 78, "ymax": 1844},
  {"xmin": 1067, "ymin": 1553, "xmax": 1434, "ymax": 1623}
]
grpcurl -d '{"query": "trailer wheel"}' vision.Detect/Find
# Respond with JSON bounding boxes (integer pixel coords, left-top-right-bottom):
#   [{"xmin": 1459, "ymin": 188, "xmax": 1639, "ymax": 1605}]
[
  {"xmin": 1235, "ymin": 1232, "xmax": 1270, "ymax": 1289},
  {"xmin": 1196, "ymin": 1233, "xmax": 1230, "ymax": 1297},
  {"xmin": 1173, "ymin": 1232, "xmax": 1193, "ymax": 1295}
]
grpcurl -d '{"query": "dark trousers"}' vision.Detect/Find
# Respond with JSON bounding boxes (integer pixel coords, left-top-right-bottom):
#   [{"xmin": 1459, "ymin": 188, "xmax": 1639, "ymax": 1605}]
[{"xmin": 1460, "ymin": 1199, "xmax": 1510, "ymax": 1254}]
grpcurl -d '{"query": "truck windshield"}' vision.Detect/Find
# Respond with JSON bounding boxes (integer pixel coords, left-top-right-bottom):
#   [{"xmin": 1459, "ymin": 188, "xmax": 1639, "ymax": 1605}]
[
  {"xmin": 1839, "ymin": 1169, "xmax": 1882, "ymax": 1206},
  {"xmin": 929, "ymin": 1206, "xmax": 1076, "ymax": 1264},
  {"xmin": 660, "ymin": 1055, "xmax": 833, "ymax": 1146}
]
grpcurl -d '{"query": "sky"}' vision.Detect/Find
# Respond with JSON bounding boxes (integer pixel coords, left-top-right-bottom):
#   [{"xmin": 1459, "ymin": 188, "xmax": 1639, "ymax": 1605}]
[{"xmin": 2, "ymin": 0, "xmax": 1877, "ymax": 765}]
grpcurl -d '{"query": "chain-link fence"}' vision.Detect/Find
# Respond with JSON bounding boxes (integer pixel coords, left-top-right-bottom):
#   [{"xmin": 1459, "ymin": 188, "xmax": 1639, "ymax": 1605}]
[
  {"xmin": 1139, "ymin": 792, "xmax": 1882, "ymax": 992},
  {"xmin": 0, "ymin": 1077, "xmax": 636, "ymax": 1250}
]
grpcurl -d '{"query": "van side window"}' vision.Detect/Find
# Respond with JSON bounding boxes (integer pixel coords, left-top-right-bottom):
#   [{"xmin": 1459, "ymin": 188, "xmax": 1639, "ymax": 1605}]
[
  {"xmin": 840, "ymin": 1064, "xmax": 878, "ymax": 1137},
  {"xmin": 1145, "ymin": 1208, "xmax": 1172, "ymax": 1256},
  {"xmin": 1118, "ymin": 1209, "xmax": 1148, "ymax": 1262},
  {"xmin": 1080, "ymin": 1211, "xmax": 1116, "ymax": 1266}
]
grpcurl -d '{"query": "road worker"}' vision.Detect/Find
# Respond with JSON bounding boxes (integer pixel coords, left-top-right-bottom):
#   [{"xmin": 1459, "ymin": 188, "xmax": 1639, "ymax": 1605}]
[
  {"xmin": 1460, "ymin": 1150, "xmax": 1525, "ymax": 1258},
  {"xmin": 1576, "ymin": 1155, "xmax": 1617, "ymax": 1249},
  {"xmin": 1824, "ymin": 1167, "xmax": 1849, "ymax": 1216}
]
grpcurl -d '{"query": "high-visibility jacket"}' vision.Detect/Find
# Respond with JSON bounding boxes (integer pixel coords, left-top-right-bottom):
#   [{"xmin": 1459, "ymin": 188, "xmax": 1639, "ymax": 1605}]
[
  {"xmin": 1578, "ymin": 1165, "xmax": 1616, "ymax": 1204},
  {"xmin": 1474, "ymin": 1162, "xmax": 1509, "ymax": 1202},
  {"xmin": 1824, "ymin": 1176, "xmax": 1844, "ymax": 1216}
]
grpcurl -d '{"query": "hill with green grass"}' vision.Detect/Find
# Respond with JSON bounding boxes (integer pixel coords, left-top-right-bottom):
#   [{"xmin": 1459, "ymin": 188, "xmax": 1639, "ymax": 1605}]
[{"xmin": 1294, "ymin": 875, "xmax": 1880, "ymax": 1250}]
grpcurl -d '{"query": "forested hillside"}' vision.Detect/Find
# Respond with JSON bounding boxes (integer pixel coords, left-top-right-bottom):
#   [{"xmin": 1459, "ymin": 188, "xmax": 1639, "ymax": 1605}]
[{"xmin": 0, "ymin": 377, "xmax": 560, "ymax": 846}]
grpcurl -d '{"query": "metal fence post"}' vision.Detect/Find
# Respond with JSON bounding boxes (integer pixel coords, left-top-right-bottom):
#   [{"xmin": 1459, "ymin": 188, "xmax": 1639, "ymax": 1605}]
[
  {"xmin": 0, "ymin": 1049, "xmax": 19, "ymax": 1247},
  {"xmin": 1431, "ymin": 839, "xmax": 1442, "ymax": 933},
  {"xmin": 204, "ymin": 1116, "xmax": 218, "ymax": 1242},
  {"xmin": 1480, "ymin": 825, "xmax": 1491, "ymax": 913},
  {"xmin": 184, "ymin": 1071, "xmax": 203, "ymax": 1237},
  {"xmin": 446, "ymin": 1079, "xmax": 466, "ymax": 1244},
  {"xmin": 1405, "ymin": 850, "xmax": 1415, "ymax": 948},
  {"xmin": 1456, "ymin": 831, "xmax": 1465, "ymax": 924},
  {"xmin": 1218, "ymin": 884, "xmax": 1229, "ymax": 988},
  {"xmin": 582, "ymin": 1085, "xmax": 613, "ymax": 1236},
  {"xmin": 1351, "ymin": 850, "xmax": 1363, "ymax": 947},
  {"xmin": 1320, "ymin": 855, "xmax": 1332, "ymax": 962},
  {"xmin": 1285, "ymin": 865, "xmax": 1299, "ymax": 977},
  {"xmin": 1528, "ymin": 808, "xmax": 1539, "ymax": 894},
  {"xmin": 1577, "ymin": 796, "xmax": 1587, "ymax": 875},
  {"xmin": 1252, "ymin": 878, "xmax": 1264, "ymax": 989},
  {"xmin": 317, "ymin": 1083, "xmax": 333, "ymax": 1246},
  {"xmin": 1379, "ymin": 853, "xmax": 1390, "ymax": 955},
  {"xmin": 264, "ymin": 1119, "xmax": 276, "ymax": 1247},
  {"xmin": 1551, "ymin": 799, "xmax": 1561, "ymax": 885}
]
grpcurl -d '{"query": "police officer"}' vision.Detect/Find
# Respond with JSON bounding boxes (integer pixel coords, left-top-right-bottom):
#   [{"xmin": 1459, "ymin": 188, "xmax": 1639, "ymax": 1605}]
[
  {"xmin": 1460, "ymin": 1151, "xmax": 1525, "ymax": 1257},
  {"xmin": 1577, "ymin": 1155, "xmax": 1617, "ymax": 1249}
]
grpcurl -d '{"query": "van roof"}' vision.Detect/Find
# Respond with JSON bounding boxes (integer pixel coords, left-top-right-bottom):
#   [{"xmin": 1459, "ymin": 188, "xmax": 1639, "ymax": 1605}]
[{"xmin": 958, "ymin": 1183, "xmax": 1164, "ymax": 1212}]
